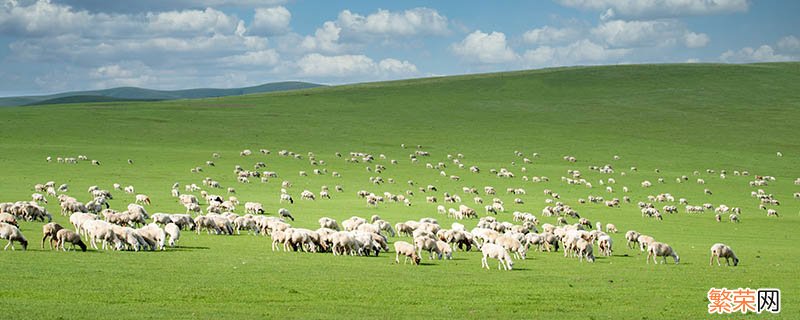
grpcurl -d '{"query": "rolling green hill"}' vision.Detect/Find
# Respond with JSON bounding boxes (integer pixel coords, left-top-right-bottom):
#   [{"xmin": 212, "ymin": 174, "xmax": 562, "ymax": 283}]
[
  {"xmin": 0, "ymin": 63, "xmax": 798, "ymax": 319},
  {"xmin": 0, "ymin": 81, "xmax": 324, "ymax": 106}
]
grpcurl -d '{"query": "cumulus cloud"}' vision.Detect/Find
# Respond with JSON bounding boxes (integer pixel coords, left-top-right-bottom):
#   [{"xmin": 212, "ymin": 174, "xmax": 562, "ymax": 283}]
[
  {"xmin": 522, "ymin": 26, "xmax": 581, "ymax": 45},
  {"xmin": 249, "ymin": 6, "xmax": 291, "ymax": 36},
  {"xmin": 296, "ymin": 53, "xmax": 418, "ymax": 78},
  {"xmin": 299, "ymin": 21, "xmax": 347, "ymax": 54},
  {"xmin": 451, "ymin": 30, "xmax": 518, "ymax": 64},
  {"xmin": 557, "ymin": 0, "xmax": 749, "ymax": 18},
  {"xmin": 219, "ymin": 49, "xmax": 280, "ymax": 66},
  {"xmin": 336, "ymin": 7, "xmax": 449, "ymax": 37},
  {"xmin": 684, "ymin": 32, "xmax": 709, "ymax": 48},
  {"xmin": 720, "ymin": 45, "xmax": 794, "ymax": 63},
  {"xmin": 522, "ymin": 39, "xmax": 629, "ymax": 68},
  {"xmin": 777, "ymin": 35, "xmax": 800, "ymax": 52},
  {"xmin": 591, "ymin": 19, "xmax": 708, "ymax": 48}
]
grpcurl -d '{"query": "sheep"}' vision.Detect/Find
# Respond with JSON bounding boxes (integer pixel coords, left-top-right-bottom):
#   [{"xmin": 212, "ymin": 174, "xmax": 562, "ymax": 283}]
[
  {"xmin": 480, "ymin": 243, "xmax": 513, "ymax": 270},
  {"xmin": 436, "ymin": 240, "xmax": 453, "ymax": 260},
  {"xmin": 164, "ymin": 223, "xmax": 181, "ymax": 247},
  {"xmin": 394, "ymin": 241, "xmax": 420, "ymax": 265},
  {"xmin": 709, "ymin": 243, "xmax": 739, "ymax": 266},
  {"xmin": 495, "ymin": 235, "xmax": 527, "ymax": 260},
  {"xmin": 56, "ymin": 229, "xmax": 87, "ymax": 252},
  {"xmin": 729, "ymin": 214, "xmax": 740, "ymax": 223},
  {"xmin": 244, "ymin": 202, "xmax": 265, "ymax": 215},
  {"xmin": 32, "ymin": 193, "xmax": 47, "ymax": 204},
  {"xmin": 625, "ymin": 230, "xmax": 641, "ymax": 249},
  {"xmin": 598, "ymin": 234, "xmax": 613, "ymax": 257},
  {"xmin": 414, "ymin": 236, "xmax": 442, "ymax": 260},
  {"xmin": 278, "ymin": 208, "xmax": 294, "ymax": 221},
  {"xmin": 0, "ymin": 222, "xmax": 28, "ymax": 250},
  {"xmin": 41, "ymin": 222, "xmax": 65, "ymax": 249},
  {"xmin": 280, "ymin": 193, "xmax": 294, "ymax": 204},
  {"xmin": 138, "ymin": 223, "xmax": 166, "ymax": 250},
  {"xmin": 606, "ymin": 223, "xmax": 618, "ymax": 233},
  {"xmin": 647, "ymin": 242, "xmax": 679, "ymax": 264},
  {"xmin": 135, "ymin": 194, "xmax": 151, "ymax": 205},
  {"xmin": 638, "ymin": 235, "xmax": 655, "ymax": 252},
  {"xmin": 318, "ymin": 217, "xmax": 340, "ymax": 231},
  {"xmin": 576, "ymin": 238, "xmax": 595, "ymax": 262}
]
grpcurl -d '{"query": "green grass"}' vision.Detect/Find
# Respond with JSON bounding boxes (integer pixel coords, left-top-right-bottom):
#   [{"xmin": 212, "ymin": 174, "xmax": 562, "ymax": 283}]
[{"xmin": 0, "ymin": 63, "xmax": 798, "ymax": 319}]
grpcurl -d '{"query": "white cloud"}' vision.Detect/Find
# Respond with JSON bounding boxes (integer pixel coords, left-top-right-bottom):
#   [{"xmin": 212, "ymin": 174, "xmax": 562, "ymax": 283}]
[
  {"xmin": 296, "ymin": 53, "xmax": 418, "ymax": 78},
  {"xmin": 299, "ymin": 21, "xmax": 346, "ymax": 53},
  {"xmin": 591, "ymin": 19, "xmax": 708, "ymax": 48},
  {"xmin": 451, "ymin": 30, "xmax": 518, "ymax": 64},
  {"xmin": 88, "ymin": 61, "xmax": 156, "ymax": 88},
  {"xmin": 777, "ymin": 35, "xmax": 800, "ymax": 52},
  {"xmin": 522, "ymin": 39, "xmax": 630, "ymax": 68},
  {"xmin": 336, "ymin": 7, "xmax": 449, "ymax": 37},
  {"xmin": 684, "ymin": 32, "xmax": 710, "ymax": 48},
  {"xmin": 522, "ymin": 26, "xmax": 580, "ymax": 45},
  {"xmin": 558, "ymin": 0, "xmax": 749, "ymax": 18},
  {"xmin": 145, "ymin": 7, "xmax": 240, "ymax": 35},
  {"xmin": 220, "ymin": 49, "xmax": 280, "ymax": 66},
  {"xmin": 249, "ymin": 6, "xmax": 291, "ymax": 36},
  {"xmin": 720, "ymin": 45, "xmax": 794, "ymax": 63}
]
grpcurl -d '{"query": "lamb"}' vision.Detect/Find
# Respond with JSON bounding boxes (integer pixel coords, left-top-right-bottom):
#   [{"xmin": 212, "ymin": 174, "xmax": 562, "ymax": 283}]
[
  {"xmin": 164, "ymin": 223, "xmax": 181, "ymax": 247},
  {"xmin": 647, "ymin": 242, "xmax": 679, "ymax": 264},
  {"xmin": 709, "ymin": 243, "xmax": 739, "ymax": 266},
  {"xmin": 394, "ymin": 241, "xmax": 420, "ymax": 265},
  {"xmin": 278, "ymin": 208, "xmax": 294, "ymax": 221},
  {"xmin": 0, "ymin": 222, "xmax": 28, "ymax": 250},
  {"xmin": 56, "ymin": 229, "xmax": 87, "ymax": 252},
  {"xmin": 480, "ymin": 243, "xmax": 514, "ymax": 270},
  {"xmin": 42, "ymin": 222, "xmax": 64, "ymax": 249}
]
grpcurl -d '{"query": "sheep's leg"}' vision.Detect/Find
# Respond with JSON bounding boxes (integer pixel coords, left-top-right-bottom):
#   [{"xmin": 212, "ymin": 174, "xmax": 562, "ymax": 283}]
[{"xmin": 5, "ymin": 240, "xmax": 11, "ymax": 250}]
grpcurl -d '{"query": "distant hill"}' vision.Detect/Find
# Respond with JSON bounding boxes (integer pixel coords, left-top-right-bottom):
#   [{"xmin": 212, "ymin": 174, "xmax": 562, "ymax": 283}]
[{"xmin": 0, "ymin": 81, "xmax": 324, "ymax": 107}]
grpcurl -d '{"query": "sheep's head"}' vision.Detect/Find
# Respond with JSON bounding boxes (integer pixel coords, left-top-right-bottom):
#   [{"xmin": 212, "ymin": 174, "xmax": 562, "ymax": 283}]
[
  {"xmin": 412, "ymin": 253, "xmax": 421, "ymax": 265},
  {"xmin": 733, "ymin": 257, "xmax": 739, "ymax": 266},
  {"xmin": 20, "ymin": 238, "xmax": 28, "ymax": 250}
]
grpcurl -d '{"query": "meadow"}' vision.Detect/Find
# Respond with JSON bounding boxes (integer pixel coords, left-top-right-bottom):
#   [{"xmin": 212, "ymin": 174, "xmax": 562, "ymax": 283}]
[{"xmin": 0, "ymin": 63, "xmax": 798, "ymax": 319}]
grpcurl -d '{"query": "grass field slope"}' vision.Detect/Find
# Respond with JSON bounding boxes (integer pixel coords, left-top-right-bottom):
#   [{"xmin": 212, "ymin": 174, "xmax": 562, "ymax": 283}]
[
  {"xmin": 0, "ymin": 81, "xmax": 324, "ymax": 107},
  {"xmin": 0, "ymin": 63, "xmax": 798, "ymax": 319}
]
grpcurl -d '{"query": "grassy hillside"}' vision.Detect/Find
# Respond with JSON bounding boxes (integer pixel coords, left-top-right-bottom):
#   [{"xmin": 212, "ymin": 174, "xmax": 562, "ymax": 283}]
[
  {"xmin": 0, "ymin": 63, "xmax": 798, "ymax": 319},
  {"xmin": 0, "ymin": 81, "xmax": 324, "ymax": 107}
]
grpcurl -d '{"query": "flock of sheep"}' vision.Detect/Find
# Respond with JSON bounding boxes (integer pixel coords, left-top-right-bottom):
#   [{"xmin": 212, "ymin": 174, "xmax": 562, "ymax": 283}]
[{"xmin": 0, "ymin": 146, "xmax": 793, "ymax": 272}]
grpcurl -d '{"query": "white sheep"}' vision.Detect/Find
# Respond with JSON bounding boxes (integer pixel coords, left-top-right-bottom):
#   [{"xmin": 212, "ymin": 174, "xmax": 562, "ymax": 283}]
[
  {"xmin": 0, "ymin": 222, "xmax": 28, "ymax": 250},
  {"xmin": 56, "ymin": 229, "xmax": 87, "ymax": 251},
  {"xmin": 394, "ymin": 241, "xmax": 420, "ymax": 265},
  {"xmin": 278, "ymin": 208, "xmax": 295, "ymax": 221},
  {"xmin": 647, "ymin": 242, "xmax": 679, "ymax": 264},
  {"xmin": 480, "ymin": 243, "xmax": 513, "ymax": 270},
  {"xmin": 709, "ymin": 243, "xmax": 739, "ymax": 266},
  {"xmin": 164, "ymin": 223, "xmax": 181, "ymax": 247}
]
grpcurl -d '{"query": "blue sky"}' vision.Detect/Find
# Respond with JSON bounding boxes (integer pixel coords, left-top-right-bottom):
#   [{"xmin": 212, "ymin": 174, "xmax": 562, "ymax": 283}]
[{"xmin": 0, "ymin": 0, "xmax": 798, "ymax": 96}]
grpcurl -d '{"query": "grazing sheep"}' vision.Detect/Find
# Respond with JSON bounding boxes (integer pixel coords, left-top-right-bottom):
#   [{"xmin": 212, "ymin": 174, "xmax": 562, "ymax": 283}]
[
  {"xmin": 394, "ymin": 241, "xmax": 420, "ymax": 265},
  {"xmin": 164, "ymin": 223, "xmax": 181, "ymax": 247},
  {"xmin": 495, "ymin": 235, "xmax": 527, "ymax": 260},
  {"xmin": 318, "ymin": 217, "xmax": 340, "ymax": 231},
  {"xmin": 436, "ymin": 240, "xmax": 453, "ymax": 260},
  {"xmin": 647, "ymin": 242, "xmax": 679, "ymax": 264},
  {"xmin": 576, "ymin": 239, "xmax": 595, "ymax": 262},
  {"xmin": 598, "ymin": 234, "xmax": 613, "ymax": 257},
  {"xmin": 278, "ymin": 208, "xmax": 294, "ymax": 221},
  {"xmin": 56, "ymin": 229, "xmax": 87, "ymax": 252},
  {"xmin": 638, "ymin": 235, "xmax": 655, "ymax": 252},
  {"xmin": 709, "ymin": 243, "xmax": 739, "ymax": 266},
  {"xmin": 42, "ymin": 222, "xmax": 64, "ymax": 249},
  {"xmin": 0, "ymin": 222, "xmax": 28, "ymax": 250},
  {"xmin": 605, "ymin": 223, "xmax": 618, "ymax": 233},
  {"xmin": 625, "ymin": 230, "xmax": 640, "ymax": 249},
  {"xmin": 480, "ymin": 243, "xmax": 514, "ymax": 270}
]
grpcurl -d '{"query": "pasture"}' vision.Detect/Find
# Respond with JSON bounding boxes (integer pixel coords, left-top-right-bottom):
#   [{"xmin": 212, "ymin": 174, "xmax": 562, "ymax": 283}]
[{"xmin": 0, "ymin": 63, "xmax": 798, "ymax": 319}]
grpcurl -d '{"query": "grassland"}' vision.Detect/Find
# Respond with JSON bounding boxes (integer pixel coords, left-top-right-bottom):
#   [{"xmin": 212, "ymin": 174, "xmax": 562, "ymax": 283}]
[{"xmin": 0, "ymin": 63, "xmax": 798, "ymax": 319}]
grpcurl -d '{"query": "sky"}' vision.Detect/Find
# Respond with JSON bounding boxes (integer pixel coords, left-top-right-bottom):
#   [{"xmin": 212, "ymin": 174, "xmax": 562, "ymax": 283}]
[{"xmin": 0, "ymin": 0, "xmax": 798, "ymax": 96}]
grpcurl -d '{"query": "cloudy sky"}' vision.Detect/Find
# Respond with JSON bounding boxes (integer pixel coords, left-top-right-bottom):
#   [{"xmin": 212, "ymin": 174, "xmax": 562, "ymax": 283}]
[{"xmin": 1, "ymin": 0, "xmax": 798, "ymax": 96}]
